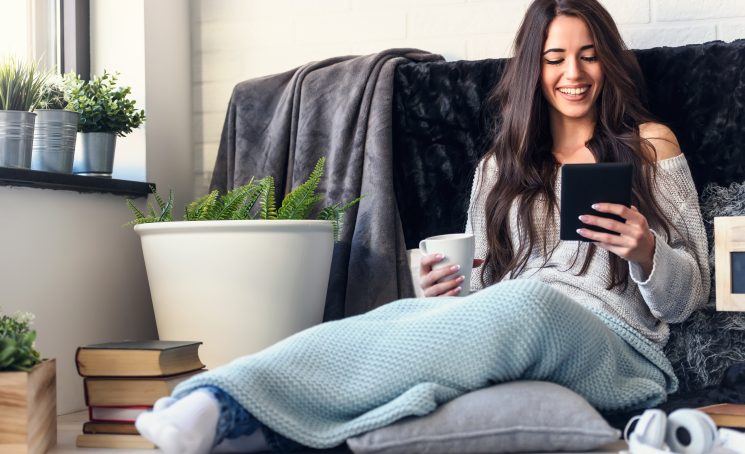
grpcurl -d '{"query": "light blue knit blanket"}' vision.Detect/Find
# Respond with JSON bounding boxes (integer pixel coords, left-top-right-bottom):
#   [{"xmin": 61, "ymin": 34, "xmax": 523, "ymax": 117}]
[{"xmin": 173, "ymin": 279, "xmax": 678, "ymax": 448}]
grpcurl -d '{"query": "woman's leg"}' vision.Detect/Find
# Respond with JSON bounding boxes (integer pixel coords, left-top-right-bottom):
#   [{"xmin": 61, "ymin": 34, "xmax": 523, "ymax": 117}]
[
  {"xmin": 153, "ymin": 280, "xmax": 674, "ymax": 449},
  {"xmin": 136, "ymin": 385, "xmax": 307, "ymax": 454},
  {"xmin": 135, "ymin": 388, "xmax": 221, "ymax": 454}
]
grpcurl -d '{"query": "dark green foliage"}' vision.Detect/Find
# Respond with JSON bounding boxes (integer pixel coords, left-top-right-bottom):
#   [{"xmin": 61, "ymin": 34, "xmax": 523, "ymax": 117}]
[
  {"xmin": 125, "ymin": 186, "xmax": 174, "ymax": 225},
  {"xmin": 319, "ymin": 196, "xmax": 364, "ymax": 241},
  {"xmin": 0, "ymin": 310, "xmax": 41, "ymax": 372},
  {"xmin": 126, "ymin": 157, "xmax": 362, "ymax": 240},
  {"xmin": 64, "ymin": 71, "xmax": 145, "ymax": 137}
]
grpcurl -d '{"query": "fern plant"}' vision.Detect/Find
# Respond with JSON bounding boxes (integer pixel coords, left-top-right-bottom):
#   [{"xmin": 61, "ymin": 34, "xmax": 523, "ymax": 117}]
[
  {"xmin": 125, "ymin": 186, "xmax": 174, "ymax": 226},
  {"xmin": 0, "ymin": 309, "xmax": 42, "ymax": 372},
  {"xmin": 127, "ymin": 157, "xmax": 361, "ymax": 240}
]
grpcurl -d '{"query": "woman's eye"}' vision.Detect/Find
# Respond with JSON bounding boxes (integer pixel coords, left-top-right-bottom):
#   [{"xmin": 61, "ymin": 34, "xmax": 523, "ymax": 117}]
[
  {"xmin": 545, "ymin": 59, "xmax": 563, "ymax": 65},
  {"xmin": 581, "ymin": 56, "xmax": 599, "ymax": 62}
]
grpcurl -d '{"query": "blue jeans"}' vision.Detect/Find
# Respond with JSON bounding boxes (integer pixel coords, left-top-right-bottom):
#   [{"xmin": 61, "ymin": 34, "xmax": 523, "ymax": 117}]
[{"xmin": 201, "ymin": 386, "xmax": 308, "ymax": 452}]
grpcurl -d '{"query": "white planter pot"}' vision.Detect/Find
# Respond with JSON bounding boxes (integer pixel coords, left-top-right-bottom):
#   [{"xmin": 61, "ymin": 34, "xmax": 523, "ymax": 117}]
[{"xmin": 135, "ymin": 220, "xmax": 334, "ymax": 368}]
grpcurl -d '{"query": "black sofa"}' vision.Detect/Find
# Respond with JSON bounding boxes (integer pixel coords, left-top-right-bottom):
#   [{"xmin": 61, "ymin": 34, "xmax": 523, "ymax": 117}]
[{"xmin": 391, "ymin": 39, "xmax": 745, "ymax": 426}]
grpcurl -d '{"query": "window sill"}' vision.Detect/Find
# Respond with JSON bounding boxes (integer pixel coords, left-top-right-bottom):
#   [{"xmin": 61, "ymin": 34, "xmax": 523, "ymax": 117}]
[{"xmin": 0, "ymin": 167, "xmax": 152, "ymax": 198}]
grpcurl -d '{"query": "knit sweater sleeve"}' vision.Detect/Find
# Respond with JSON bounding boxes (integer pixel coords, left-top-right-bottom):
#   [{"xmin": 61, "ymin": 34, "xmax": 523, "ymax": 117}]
[
  {"xmin": 465, "ymin": 157, "xmax": 498, "ymax": 292},
  {"xmin": 627, "ymin": 154, "xmax": 710, "ymax": 323}
]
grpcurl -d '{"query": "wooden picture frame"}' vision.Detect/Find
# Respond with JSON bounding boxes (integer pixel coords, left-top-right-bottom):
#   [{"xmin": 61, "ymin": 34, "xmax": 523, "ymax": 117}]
[{"xmin": 715, "ymin": 216, "xmax": 745, "ymax": 311}]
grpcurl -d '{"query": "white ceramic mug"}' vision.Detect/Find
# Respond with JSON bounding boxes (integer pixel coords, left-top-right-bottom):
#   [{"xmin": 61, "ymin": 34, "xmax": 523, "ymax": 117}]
[{"xmin": 419, "ymin": 233, "xmax": 475, "ymax": 296}]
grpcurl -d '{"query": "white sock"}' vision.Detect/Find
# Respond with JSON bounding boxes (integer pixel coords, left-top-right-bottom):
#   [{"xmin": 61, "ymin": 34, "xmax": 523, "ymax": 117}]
[
  {"xmin": 135, "ymin": 390, "xmax": 220, "ymax": 454},
  {"xmin": 153, "ymin": 396, "xmax": 177, "ymax": 412},
  {"xmin": 214, "ymin": 430, "xmax": 269, "ymax": 453}
]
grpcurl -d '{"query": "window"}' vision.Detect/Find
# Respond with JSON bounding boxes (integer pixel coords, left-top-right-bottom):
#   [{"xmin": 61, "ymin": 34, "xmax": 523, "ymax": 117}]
[{"xmin": 0, "ymin": 0, "xmax": 60, "ymax": 71}]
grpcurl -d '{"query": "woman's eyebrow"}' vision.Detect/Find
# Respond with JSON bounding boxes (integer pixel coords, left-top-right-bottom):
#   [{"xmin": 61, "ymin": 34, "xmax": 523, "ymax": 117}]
[{"xmin": 542, "ymin": 44, "xmax": 595, "ymax": 55}]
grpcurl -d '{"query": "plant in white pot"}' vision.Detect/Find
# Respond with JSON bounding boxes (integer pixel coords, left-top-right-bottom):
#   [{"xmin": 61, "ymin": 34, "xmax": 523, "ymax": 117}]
[
  {"xmin": 65, "ymin": 71, "xmax": 145, "ymax": 177},
  {"xmin": 0, "ymin": 310, "xmax": 56, "ymax": 453},
  {"xmin": 31, "ymin": 75, "xmax": 81, "ymax": 173},
  {"xmin": 127, "ymin": 157, "xmax": 360, "ymax": 368},
  {"xmin": 0, "ymin": 56, "xmax": 48, "ymax": 169}
]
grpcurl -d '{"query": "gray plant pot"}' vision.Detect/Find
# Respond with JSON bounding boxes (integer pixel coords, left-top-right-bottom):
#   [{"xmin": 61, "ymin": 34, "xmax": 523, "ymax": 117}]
[
  {"xmin": 0, "ymin": 111, "xmax": 36, "ymax": 169},
  {"xmin": 31, "ymin": 110, "xmax": 80, "ymax": 173},
  {"xmin": 73, "ymin": 132, "xmax": 117, "ymax": 177}
]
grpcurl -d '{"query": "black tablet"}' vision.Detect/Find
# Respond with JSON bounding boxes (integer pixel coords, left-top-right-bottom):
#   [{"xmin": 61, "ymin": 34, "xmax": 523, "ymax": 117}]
[{"xmin": 559, "ymin": 162, "xmax": 632, "ymax": 241}]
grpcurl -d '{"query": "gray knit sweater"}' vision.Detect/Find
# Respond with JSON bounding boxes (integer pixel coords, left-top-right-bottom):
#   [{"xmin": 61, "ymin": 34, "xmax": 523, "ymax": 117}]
[{"xmin": 465, "ymin": 153, "xmax": 710, "ymax": 348}]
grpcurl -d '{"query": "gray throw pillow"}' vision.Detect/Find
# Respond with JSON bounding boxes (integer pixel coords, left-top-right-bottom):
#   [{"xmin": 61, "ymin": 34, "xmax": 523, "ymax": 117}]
[{"xmin": 346, "ymin": 381, "xmax": 620, "ymax": 454}]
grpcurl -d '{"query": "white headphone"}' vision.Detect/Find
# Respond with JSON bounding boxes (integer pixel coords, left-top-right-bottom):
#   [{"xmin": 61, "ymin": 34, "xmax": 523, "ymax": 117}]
[{"xmin": 624, "ymin": 408, "xmax": 745, "ymax": 454}]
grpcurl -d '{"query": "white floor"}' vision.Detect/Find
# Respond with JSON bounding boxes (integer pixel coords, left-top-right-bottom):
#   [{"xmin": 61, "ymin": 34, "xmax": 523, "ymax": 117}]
[{"xmin": 51, "ymin": 410, "xmax": 628, "ymax": 453}]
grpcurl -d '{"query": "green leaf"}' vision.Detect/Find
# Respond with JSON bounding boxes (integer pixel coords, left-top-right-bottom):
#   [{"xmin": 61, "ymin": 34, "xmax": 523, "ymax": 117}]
[
  {"xmin": 318, "ymin": 205, "xmax": 343, "ymax": 241},
  {"xmin": 0, "ymin": 311, "xmax": 41, "ymax": 372},
  {"xmin": 258, "ymin": 176, "xmax": 277, "ymax": 220},
  {"xmin": 214, "ymin": 180, "xmax": 257, "ymax": 220},
  {"xmin": 125, "ymin": 187, "xmax": 173, "ymax": 226},
  {"xmin": 185, "ymin": 190, "xmax": 219, "ymax": 221},
  {"xmin": 0, "ymin": 56, "xmax": 49, "ymax": 111},
  {"xmin": 278, "ymin": 157, "xmax": 325, "ymax": 220},
  {"xmin": 64, "ymin": 70, "xmax": 145, "ymax": 136},
  {"xmin": 318, "ymin": 196, "xmax": 362, "ymax": 241}
]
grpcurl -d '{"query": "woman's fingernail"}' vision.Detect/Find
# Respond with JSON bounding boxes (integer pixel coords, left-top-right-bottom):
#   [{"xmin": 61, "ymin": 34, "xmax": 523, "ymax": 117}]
[
  {"xmin": 579, "ymin": 215, "xmax": 587, "ymax": 222},
  {"xmin": 450, "ymin": 264, "xmax": 461, "ymax": 272},
  {"xmin": 455, "ymin": 287, "xmax": 462, "ymax": 294},
  {"xmin": 457, "ymin": 275, "xmax": 465, "ymax": 283},
  {"xmin": 591, "ymin": 204, "xmax": 599, "ymax": 210},
  {"xmin": 576, "ymin": 228, "xmax": 584, "ymax": 235},
  {"xmin": 436, "ymin": 254, "xmax": 444, "ymax": 259}
]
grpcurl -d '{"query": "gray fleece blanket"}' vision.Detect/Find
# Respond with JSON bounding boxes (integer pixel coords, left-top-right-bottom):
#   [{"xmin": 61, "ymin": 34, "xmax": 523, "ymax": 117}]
[{"xmin": 210, "ymin": 49, "xmax": 444, "ymax": 319}]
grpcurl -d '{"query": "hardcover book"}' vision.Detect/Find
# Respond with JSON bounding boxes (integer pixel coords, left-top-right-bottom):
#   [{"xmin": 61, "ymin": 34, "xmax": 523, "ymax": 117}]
[
  {"xmin": 76, "ymin": 433, "xmax": 155, "ymax": 449},
  {"xmin": 83, "ymin": 421, "xmax": 139, "ymax": 435},
  {"xmin": 76, "ymin": 340, "xmax": 204, "ymax": 377},
  {"xmin": 84, "ymin": 369, "xmax": 203, "ymax": 406},
  {"xmin": 89, "ymin": 405, "xmax": 151, "ymax": 423}
]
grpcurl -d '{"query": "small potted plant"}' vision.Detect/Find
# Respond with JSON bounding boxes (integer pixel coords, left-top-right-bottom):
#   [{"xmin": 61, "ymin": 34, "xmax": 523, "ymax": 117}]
[
  {"xmin": 64, "ymin": 70, "xmax": 145, "ymax": 177},
  {"xmin": 31, "ymin": 74, "xmax": 81, "ymax": 173},
  {"xmin": 0, "ymin": 310, "xmax": 56, "ymax": 453},
  {"xmin": 0, "ymin": 56, "xmax": 48, "ymax": 169},
  {"xmin": 126, "ymin": 157, "xmax": 360, "ymax": 368}
]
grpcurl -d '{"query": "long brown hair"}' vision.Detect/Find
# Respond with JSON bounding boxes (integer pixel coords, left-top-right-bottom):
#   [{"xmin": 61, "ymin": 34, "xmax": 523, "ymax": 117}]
[{"xmin": 480, "ymin": 0, "xmax": 677, "ymax": 290}]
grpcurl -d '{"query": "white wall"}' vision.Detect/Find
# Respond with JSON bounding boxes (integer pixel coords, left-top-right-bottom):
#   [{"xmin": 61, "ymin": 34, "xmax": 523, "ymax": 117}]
[
  {"xmin": 143, "ymin": 0, "xmax": 194, "ymax": 220},
  {"xmin": 191, "ymin": 0, "xmax": 745, "ymax": 195},
  {"xmin": 0, "ymin": 0, "xmax": 193, "ymax": 415},
  {"xmin": 0, "ymin": 186, "xmax": 157, "ymax": 415},
  {"xmin": 90, "ymin": 0, "xmax": 194, "ymax": 217}
]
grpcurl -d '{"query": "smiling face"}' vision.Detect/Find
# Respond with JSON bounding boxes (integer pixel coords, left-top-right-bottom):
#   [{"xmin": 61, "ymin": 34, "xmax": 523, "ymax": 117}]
[{"xmin": 540, "ymin": 15, "xmax": 604, "ymax": 122}]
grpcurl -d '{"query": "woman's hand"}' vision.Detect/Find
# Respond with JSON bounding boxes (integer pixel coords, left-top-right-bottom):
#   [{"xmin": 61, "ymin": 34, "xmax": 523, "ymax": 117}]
[
  {"xmin": 419, "ymin": 254, "xmax": 484, "ymax": 297},
  {"xmin": 576, "ymin": 203, "xmax": 655, "ymax": 275}
]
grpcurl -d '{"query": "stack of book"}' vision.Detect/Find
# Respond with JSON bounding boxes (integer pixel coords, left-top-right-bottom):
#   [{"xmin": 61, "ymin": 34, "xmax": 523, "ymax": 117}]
[{"xmin": 74, "ymin": 340, "xmax": 205, "ymax": 449}]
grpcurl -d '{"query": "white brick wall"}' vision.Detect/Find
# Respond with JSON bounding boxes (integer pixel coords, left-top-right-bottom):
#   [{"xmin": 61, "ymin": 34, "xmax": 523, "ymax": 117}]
[{"xmin": 190, "ymin": 0, "xmax": 745, "ymax": 195}]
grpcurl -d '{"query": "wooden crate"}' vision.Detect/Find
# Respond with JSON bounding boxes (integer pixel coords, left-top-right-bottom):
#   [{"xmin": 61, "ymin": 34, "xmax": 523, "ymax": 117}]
[{"xmin": 0, "ymin": 359, "xmax": 57, "ymax": 454}]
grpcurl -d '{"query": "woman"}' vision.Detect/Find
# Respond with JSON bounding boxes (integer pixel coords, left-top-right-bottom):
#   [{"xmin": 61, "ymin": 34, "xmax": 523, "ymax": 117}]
[
  {"xmin": 421, "ymin": 0, "xmax": 708, "ymax": 349},
  {"xmin": 137, "ymin": 1, "xmax": 709, "ymax": 453}
]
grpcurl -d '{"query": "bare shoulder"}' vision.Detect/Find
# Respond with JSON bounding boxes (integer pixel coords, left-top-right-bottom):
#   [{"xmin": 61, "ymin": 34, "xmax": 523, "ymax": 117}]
[{"xmin": 639, "ymin": 122, "xmax": 682, "ymax": 161}]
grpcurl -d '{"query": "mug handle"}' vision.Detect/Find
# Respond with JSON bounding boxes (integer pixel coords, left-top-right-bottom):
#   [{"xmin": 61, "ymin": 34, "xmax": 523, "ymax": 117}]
[{"xmin": 419, "ymin": 239, "xmax": 428, "ymax": 255}]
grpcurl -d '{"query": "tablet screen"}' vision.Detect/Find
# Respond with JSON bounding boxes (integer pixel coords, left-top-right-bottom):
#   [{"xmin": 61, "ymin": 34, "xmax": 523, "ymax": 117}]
[{"xmin": 559, "ymin": 162, "xmax": 633, "ymax": 242}]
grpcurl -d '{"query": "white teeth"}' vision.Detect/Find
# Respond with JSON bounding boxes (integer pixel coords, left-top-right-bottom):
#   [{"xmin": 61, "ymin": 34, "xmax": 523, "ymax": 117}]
[{"xmin": 558, "ymin": 87, "xmax": 589, "ymax": 95}]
